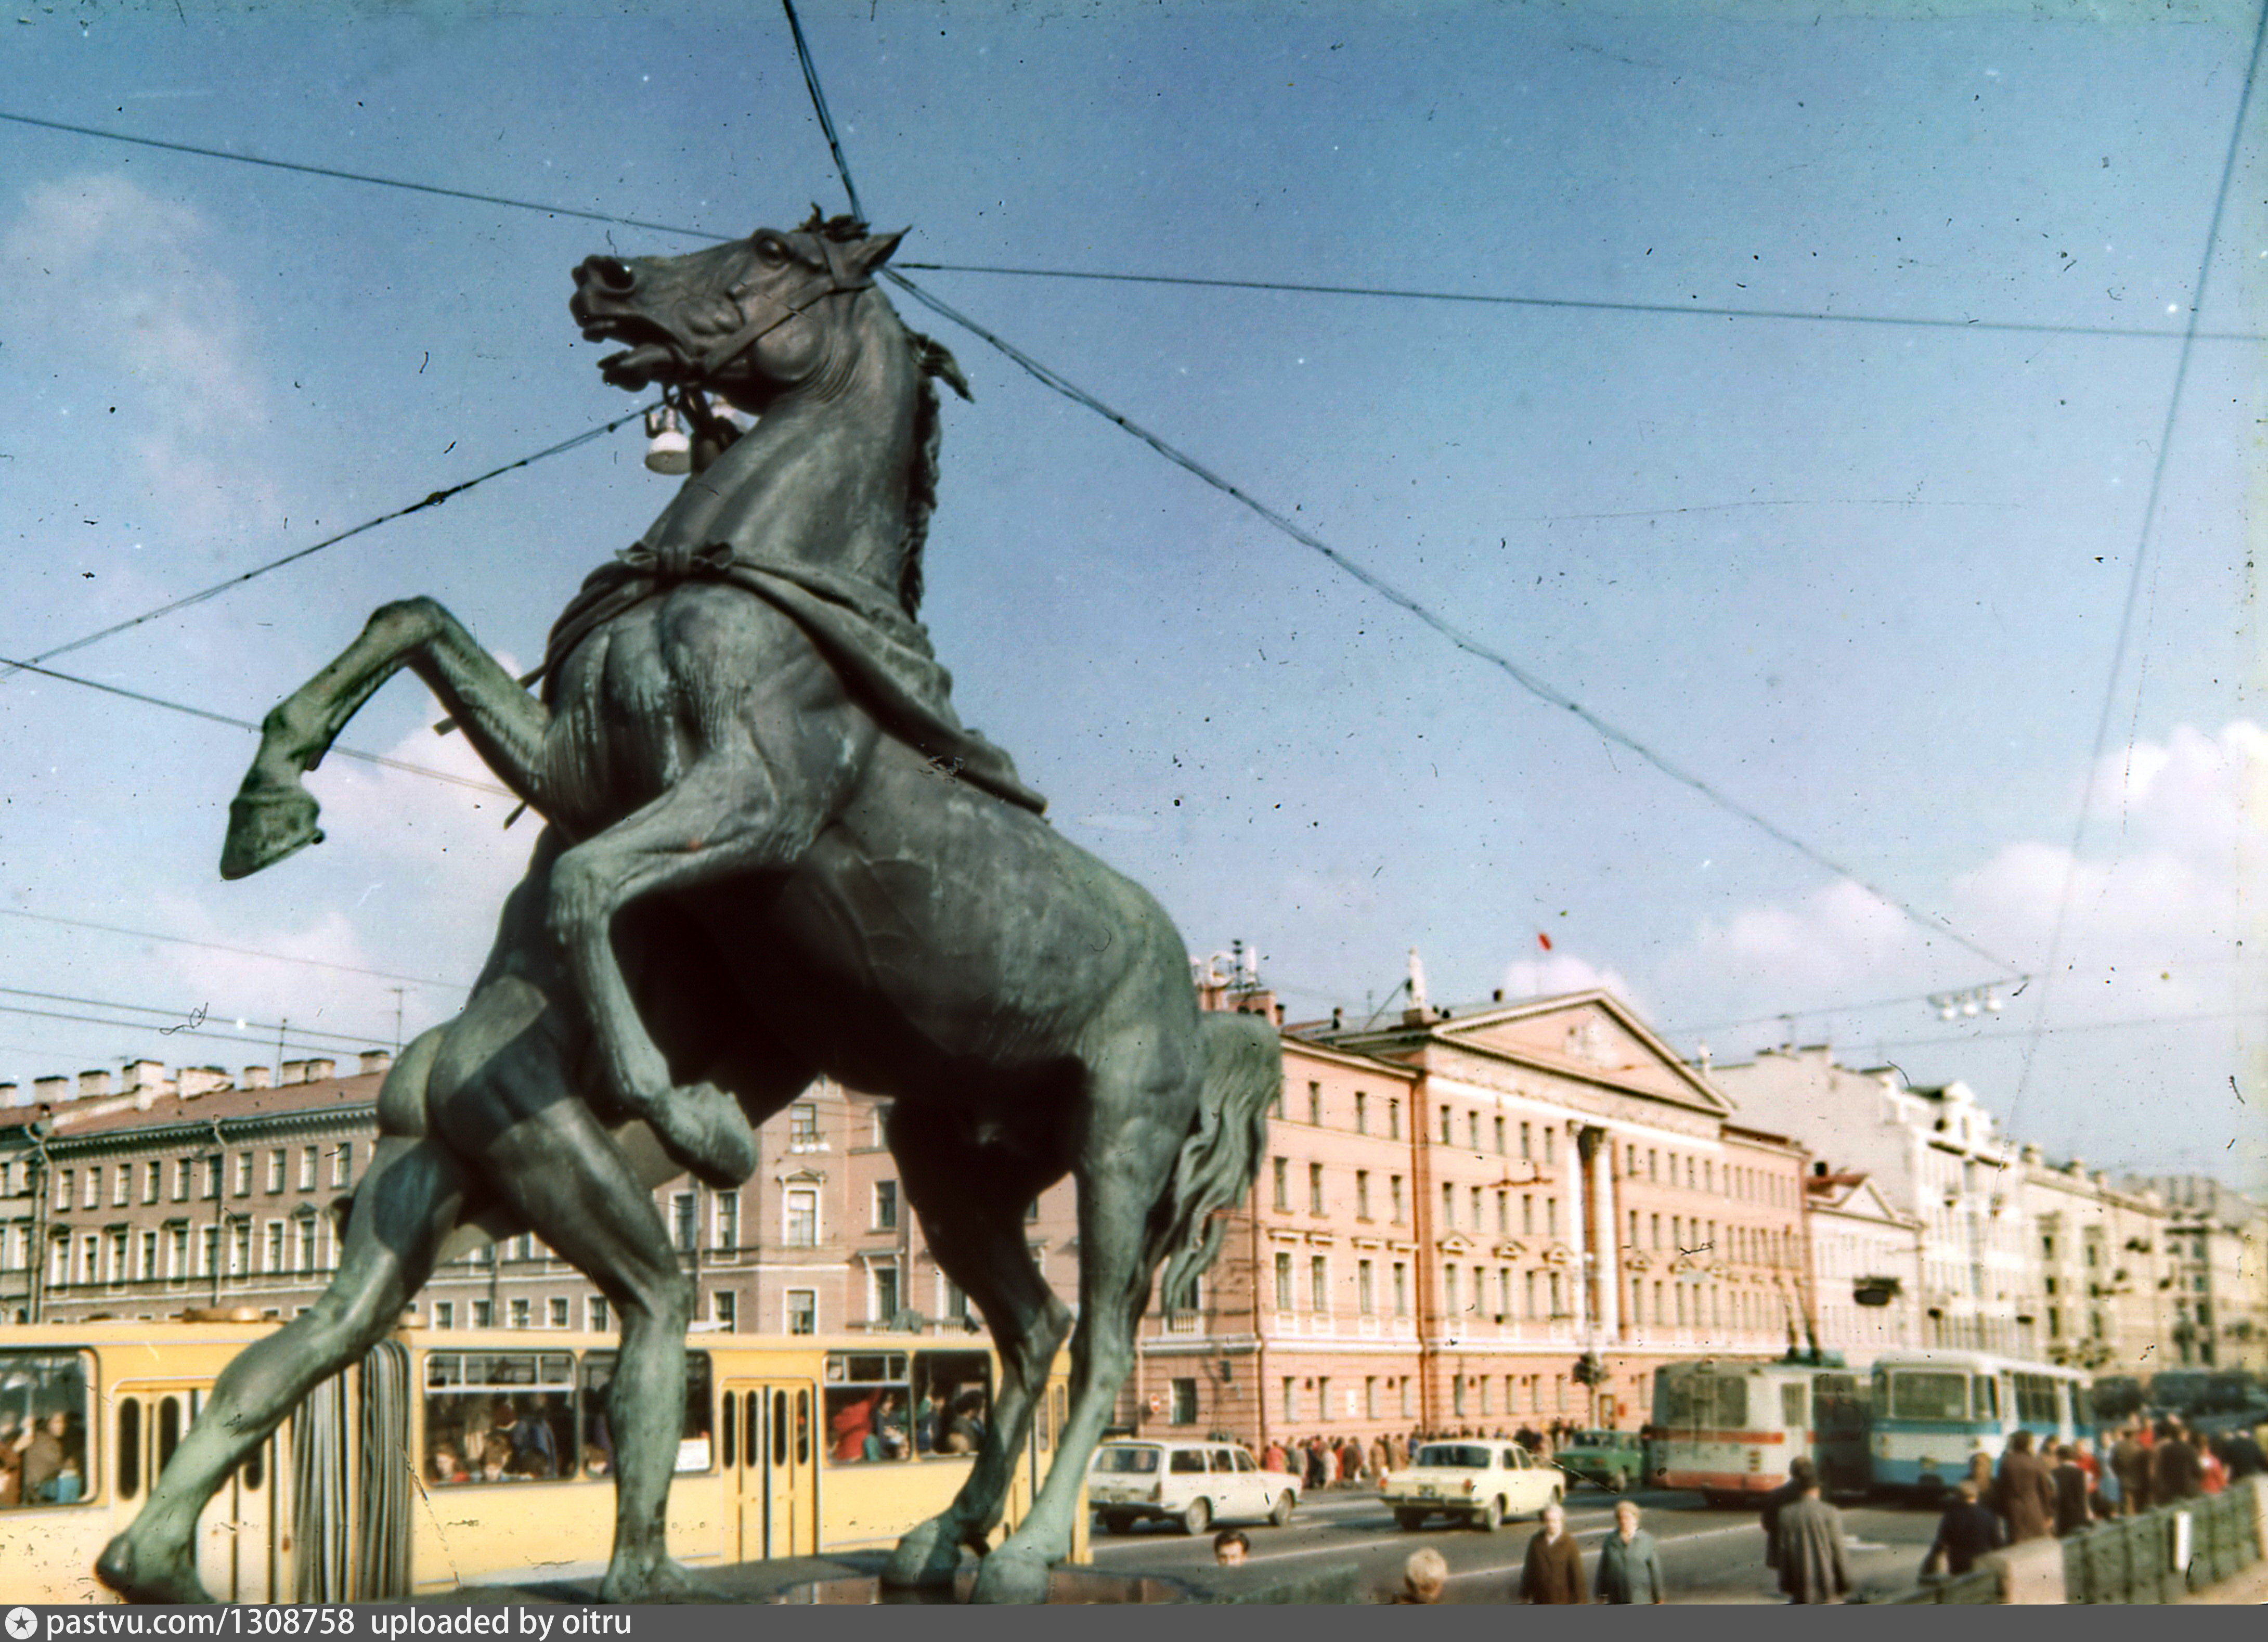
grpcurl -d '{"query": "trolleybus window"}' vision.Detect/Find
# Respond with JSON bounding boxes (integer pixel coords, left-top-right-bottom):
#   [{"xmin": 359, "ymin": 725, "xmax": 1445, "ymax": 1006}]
[
  {"xmin": 2014, "ymin": 1374, "xmax": 2058, "ymax": 1426},
  {"xmin": 0, "ymin": 1350, "xmax": 90, "ymax": 1507},
  {"xmin": 824, "ymin": 1351, "xmax": 910, "ymax": 1463},
  {"xmin": 577, "ymin": 1351, "xmax": 714, "ymax": 1476},
  {"xmin": 1781, "ymin": 1384, "xmax": 1807, "ymax": 1428},
  {"xmin": 423, "ymin": 1352, "xmax": 577, "ymax": 1484},
  {"xmin": 1887, "ymin": 1372, "xmax": 1968, "ymax": 1421},
  {"xmin": 1656, "ymin": 1371, "xmax": 1748, "ymax": 1428},
  {"xmin": 912, "ymin": 1351, "xmax": 991, "ymax": 1457}
]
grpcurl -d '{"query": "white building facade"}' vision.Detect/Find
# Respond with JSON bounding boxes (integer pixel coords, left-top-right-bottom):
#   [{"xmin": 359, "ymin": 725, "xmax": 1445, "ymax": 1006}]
[{"xmin": 1803, "ymin": 1170, "xmax": 1924, "ymax": 1368}]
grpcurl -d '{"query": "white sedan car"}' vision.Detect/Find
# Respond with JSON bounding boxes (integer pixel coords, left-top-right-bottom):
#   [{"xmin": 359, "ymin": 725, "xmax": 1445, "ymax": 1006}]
[
  {"xmin": 1086, "ymin": 1439, "xmax": 1301, "ymax": 1535},
  {"xmin": 1380, "ymin": 1440, "xmax": 1566, "ymax": 1531}
]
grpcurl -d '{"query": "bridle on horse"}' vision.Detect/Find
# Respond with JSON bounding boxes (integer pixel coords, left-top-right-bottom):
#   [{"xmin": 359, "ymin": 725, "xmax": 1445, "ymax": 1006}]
[{"xmin": 693, "ymin": 230, "xmax": 877, "ymax": 379}]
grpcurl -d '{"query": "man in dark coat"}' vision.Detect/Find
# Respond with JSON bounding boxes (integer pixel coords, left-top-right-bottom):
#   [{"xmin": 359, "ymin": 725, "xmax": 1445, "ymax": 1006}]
[
  {"xmin": 2051, "ymin": 1444, "xmax": 2092, "ymax": 1536},
  {"xmin": 2152, "ymin": 1419, "xmax": 2204, "ymax": 1502},
  {"xmin": 1772, "ymin": 1474, "xmax": 1851, "ymax": 1604},
  {"xmin": 2224, "ymin": 1427, "xmax": 2266, "ymax": 1482},
  {"xmin": 1993, "ymin": 1430, "xmax": 2057, "ymax": 1543},
  {"xmin": 1760, "ymin": 1456, "xmax": 1815, "ymax": 1573},
  {"xmin": 2110, "ymin": 1424, "xmax": 2153, "ymax": 1516},
  {"xmin": 1924, "ymin": 1479, "xmax": 2005, "ymax": 1577},
  {"xmin": 1519, "ymin": 1499, "xmax": 1587, "ymax": 1604}
]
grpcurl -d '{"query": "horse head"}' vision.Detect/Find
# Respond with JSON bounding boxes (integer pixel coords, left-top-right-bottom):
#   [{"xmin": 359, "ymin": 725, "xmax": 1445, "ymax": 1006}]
[{"xmin": 569, "ymin": 210, "xmax": 916, "ymax": 410}]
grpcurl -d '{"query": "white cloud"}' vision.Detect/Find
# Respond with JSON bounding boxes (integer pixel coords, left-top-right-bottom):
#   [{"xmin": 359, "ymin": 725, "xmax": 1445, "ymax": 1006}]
[
  {"xmin": 1498, "ymin": 949, "xmax": 1643, "ymax": 1014},
  {"xmin": 1, "ymin": 172, "xmax": 280, "ymax": 532}
]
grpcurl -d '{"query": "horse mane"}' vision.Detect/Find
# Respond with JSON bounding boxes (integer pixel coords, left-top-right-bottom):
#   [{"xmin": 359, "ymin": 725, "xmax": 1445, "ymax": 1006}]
[{"xmin": 796, "ymin": 208, "xmax": 968, "ymax": 619}]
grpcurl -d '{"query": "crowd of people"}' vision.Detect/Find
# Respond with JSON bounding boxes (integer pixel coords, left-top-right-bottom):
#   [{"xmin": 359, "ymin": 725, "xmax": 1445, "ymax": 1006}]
[
  {"xmin": 1259, "ymin": 1420, "xmax": 1594, "ymax": 1490},
  {"xmin": 0, "ymin": 1411, "xmax": 84, "ymax": 1507},
  {"xmin": 424, "ymin": 1393, "xmax": 578, "ymax": 1485}
]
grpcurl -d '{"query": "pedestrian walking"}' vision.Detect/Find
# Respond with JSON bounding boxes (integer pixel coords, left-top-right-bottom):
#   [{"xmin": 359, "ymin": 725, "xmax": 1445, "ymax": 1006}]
[
  {"xmin": 1922, "ymin": 1479, "xmax": 2005, "ymax": 1578},
  {"xmin": 1520, "ymin": 1499, "xmax": 1586, "ymax": 1604},
  {"xmin": 2223, "ymin": 1426, "xmax": 2266, "ymax": 1482},
  {"xmin": 1993, "ymin": 1430, "xmax": 2057, "ymax": 1543},
  {"xmin": 1771, "ymin": 1471, "xmax": 1852, "ymax": 1604},
  {"xmin": 1593, "ymin": 1500, "xmax": 1665, "ymax": 1604},
  {"xmin": 2051, "ymin": 1444, "xmax": 2092, "ymax": 1537},
  {"xmin": 1760, "ymin": 1456, "xmax": 1814, "ymax": 1575}
]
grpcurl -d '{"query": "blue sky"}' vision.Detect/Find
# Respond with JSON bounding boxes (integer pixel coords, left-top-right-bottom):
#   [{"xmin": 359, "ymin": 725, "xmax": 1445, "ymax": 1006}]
[{"xmin": 0, "ymin": 1, "xmax": 2260, "ymax": 1184}]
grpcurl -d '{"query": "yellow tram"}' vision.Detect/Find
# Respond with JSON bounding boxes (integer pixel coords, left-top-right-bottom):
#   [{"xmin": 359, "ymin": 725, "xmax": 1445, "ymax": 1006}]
[{"xmin": 0, "ymin": 1318, "xmax": 1084, "ymax": 1602}]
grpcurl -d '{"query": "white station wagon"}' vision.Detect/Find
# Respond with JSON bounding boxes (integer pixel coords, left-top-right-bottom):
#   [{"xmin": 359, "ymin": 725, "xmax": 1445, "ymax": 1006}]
[
  {"xmin": 1380, "ymin": 1440, "xmax": 1566, "ymax": 1531},
  {"xmin": 1086, "ymin": 1439, "xmax": 1301, "ymax": 1535}
]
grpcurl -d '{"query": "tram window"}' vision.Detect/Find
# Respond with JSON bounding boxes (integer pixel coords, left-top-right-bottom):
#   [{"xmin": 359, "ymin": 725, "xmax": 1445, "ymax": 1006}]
[
  {"xmin": 824, "ymin": 1351, "xmax": 911, "ymax": 1464},
  {"xmin": 577, "ymin": 1351, "xmax": 712, "ymax": 1477},
  {"xmin": 242, "ymin": 1440, "xmax": 263, "ymax": 1492},
  {"xmin": 912, "ymin": 1351, "xmax": 991, "ymax": 1458},
  {"xmin": 744, "ymin": 1393, "xmax": 761, "ymax": 1468},
  {"xmin": 0, "ymin": 1350, "xmax": 92, "ymax": 1508},
  {"xmin": 424, "ymin": 1351, "xmax": 577, "ymax": 1485},
  {"xmin": 721, "ymin": 1391, "xmax": 735, "ymax": 1467},
  {"xmin": 772, "ymin": 1391, "xmax": 788, "ymax": 1467},
  {"xmin": 116, "ymin": 1398, "xmax": 141, "ymax": 1501},
  {"xmin": 796, "ymin": 1389, "xmax": 810, "ymax": 1465},
  {"xmin": 156, "ymin": 1396, "xmax": 181, "ymax": 1477},
  {"xmin": 1781, "ymin": 1383, "xmax": 1806, "ymax": 1429},
  {"xmin": 1889, "ymin": 1373, "xmax": 1968, "ymax": 1421}
]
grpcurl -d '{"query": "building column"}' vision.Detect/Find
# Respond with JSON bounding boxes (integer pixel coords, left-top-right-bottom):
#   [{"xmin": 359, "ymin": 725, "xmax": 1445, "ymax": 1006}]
[
  {"xmin": 1589, "ymin": 1129, "xmax": 1622, "ymax": 1341},
  {"xmin": 1563, "ymin": 1121, "xmax": 1588, "ymax": 1335}
]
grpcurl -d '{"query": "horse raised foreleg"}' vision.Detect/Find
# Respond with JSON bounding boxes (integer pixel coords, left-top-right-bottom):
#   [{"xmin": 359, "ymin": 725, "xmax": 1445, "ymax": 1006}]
[
  {"xmin": 880, "ymin": 1108, "xmax": 1072, "ymax": 1588},
  {"xmin": 547, "ymin": 752, "xmax": 851, "ymax": 1188},
  {"xmin": 223, "ymin": 596, "xmax": 549, "ymax": 879}
]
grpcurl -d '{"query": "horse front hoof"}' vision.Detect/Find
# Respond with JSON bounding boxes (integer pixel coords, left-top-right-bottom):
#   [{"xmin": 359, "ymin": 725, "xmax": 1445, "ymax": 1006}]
[
  {"xmin": 649, "ymin": 1081, "xmax": 758, "ymax": 1190},
  {"xmin": 96, "ymin": 1533, "xmax": 215, "ymax": 1605},
  {"xmin": 968, "ymin": 1546, "xmax": 1051, "ymax": 1605},
  {"xmin": 883, "ymin": 1514, "xmax": 965, "ymax": 1588},
  {"xmin": 221, "ymin": 783, "xmax": 324, "ymax": 880}
]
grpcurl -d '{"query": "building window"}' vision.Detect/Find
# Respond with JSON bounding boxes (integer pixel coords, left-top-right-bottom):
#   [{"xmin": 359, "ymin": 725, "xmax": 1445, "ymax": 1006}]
[
  {"xmin": 1548, "ymin": 1197, "xmax": 1560, "ymax": 1237},
  {"xmin": 1468, "ymin": 1111, "xmax": 1481, "ymax": 1150},
  {"xmin": 1393, "ymin": 1261, "xmax": 1409, "ymax": 1317},
  {"xmin": 1544, "ymin": 1130, "xmax": 1556, "ymax": 1167},
  {"xmin": 510, "ymin": 1298, "xmax": 530, "ymax": 1329},
  {"xmin": 139, "ymin": 1229, "xmax": 157, "ymax": 1281},
  {"xmin": 54, "ymin": 1169, "xmax": 72, "ymax": 1212},
  {"xmin": 1357, "ymin": 1260, "xmax": 1375, "ymax": 1314},
  {"xmin": 713, "ymin": 1291, "xmax": 737, "ymax": 1331},
  {"xmin": 1365, "ymin": 1376, "xmax": 1379, "ymax": 1419},
  {"xmin": 871, "ymin": 1262, "xmax": 900, "ymax": 1324},
  {"xmin": 1308, "ymin": 1162, "xmax": 1325, "ymax": 1215},
  {"xmin": 1453, "ymin": 1375, "xmax": 1467, "ymax": 1417},
  {"xmin": 297, "ymin": 1217, "xmax": 317, "ymax": 1273},
  {"xmin": 1282, "ymin": 1377, "xmax": 1298, "ymax": 1422},
  {"xmin": 1521, "ymin": 1122, "xmax": 1532, "ymax": 1160},
  {"xmin": 173, "ymin": 1157, "xmax": 192, "ymax": 1201},
  {"xmin": 1275, "ymin": 1252, "xmax": 1294, "ymax": 1311},
  {"xmin": 873, "ymin": 1180, "xmax": 898, "ymax": 1231},
  {"xmin": 1495, "ymin": 1116, "xmax": 1506, "ymax": 1155},
  {"xmin": 1442, "ymin": 1182, "xmax": 1455, "ymax": 1229},
  {"xmin": 587, "ymin": 1296, "xmax": 608, "ymax": 1333},
  {"xmin": 1310, "ymin": 1255, "xmax": 1329, "ymax": 1313},
  {"xmin": 788, "ymin": 1104, "xmax": 820, "ymax": 1150},
  {"xmin": 266, "ymin": 1150, "xmax": 284, "ymax": 1193},
  {"xmin": 299, "ymin": 1147, "xmax": 317, "ymax": 1191},
  {"xmin": 333, "ymin": 1143, "xmax": 354, "ymax": 1190},
  {"xmin": 1444, "ymin": 1266, "xmax": 1458, "ymax": 1316},
  {"xmin": 1439, "ymin": 1106, "xmax": 1453, "ymax": 1145},
  {"xmin": 1390, "ymin": 1175, "xmax": 1405, "ymax": 1223},
  {"xmin": 264, "ymin": 1222, "xmax": 283, "ymax": 1273},
  {"xmin": 112, "ymin": 1168, "xmax": 129, "ymax": 1208},
  {"xmin": 169, "ymin": 1226, "xmax": 188, "ymax": 1278},
  {"xmin": 435, "ymin": 1301, "xmax": 455, "ymax": 1329},
  {"xmin": 1307, "ymin": 1082, "xmax": 1322, "ymax": 1126},
  {"xmin": 1169, "ymin": 1378, "xmax": 1198, "ymax": 1425},
  {"xmin": 234, "ymin": 1154, "xmax": 253, "ymax": 1197},
  {"xmin": 199, "ymin": 1226, "xmax": 218, "ymax": 1276},
  {"xmin": 716, "ymin": 1192, "xmax": 739, "ymax": 1251},
  {"xmin": 671, "ymin": 1192, "xmax": 697, "ymax": 1253},
  {"xmin": 1388, "ymin": 1100, "xmax": 1400, "ymax": 1140},
  {"xmin": 144, "ymin": 1161, "xmax": 161, "ymax": 1204},
  {"xmin": 84, "ymin": 1168, "xmax": 101, "ymax": 1210},
  {"xmin": 1272, "ymin": 1158, "xmax": 1289, "ymax": 1211},
  {"xmin": 550, "ymin": 1297, "xmax": 571, "ymax": 1329},
  {"xmin": 1497, "ymin": 1191, "xmax": 1510, "ymax": 1235},
  {"xmin": 472, "ymin": 1300, "xmax": 494, "ymax": 1328},
  {"xmin": 1355, "ymin": 1170, "xmax": 1371, "ymax": 1220},
  {"xmin": 785, "ymin": 1189, "xmax": 819, "ymax": 1248},
  {"xmin": 1471, "ymin": 1185, "xmax": 1482, "ymax": 1227},
  {"xmin": 1354, "ymin": 1092, "xmax": 1368, "ymax": 1134}
]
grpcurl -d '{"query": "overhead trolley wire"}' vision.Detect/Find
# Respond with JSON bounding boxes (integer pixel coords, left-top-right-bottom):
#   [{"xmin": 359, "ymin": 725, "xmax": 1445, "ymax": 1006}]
[
  {"xmin": 2, "ymin": 402, "xmax": 655, "ymax": 683},
  {"xmin": 0, "ymin": 652, "xmax": 513, "ymax": 799},
  {"xmin": 0, "ymin": 982, "xmax": 393, "ymax": 1051},
  {"xmin": 4, "ymin": 106, "xmax": 2261, "ymax": 349},
  {"xmin": 0, "ymin": 907, "xmax": 469, "ymax": 992},
  {"xmin": 779, "ymin": 0, "xmax": 869, "ymax": 226},
  {"xmin": 883, "ymin": 268, "xmax": 2021, "ymax": 977},
  {"xmin": 2006, "ymin": 0, "xmax": 2268, "ymax": 1124}
]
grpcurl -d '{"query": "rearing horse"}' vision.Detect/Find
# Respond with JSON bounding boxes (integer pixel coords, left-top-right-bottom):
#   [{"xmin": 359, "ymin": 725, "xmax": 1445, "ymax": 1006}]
[{"xmin": 95, "ymin": 213, "xmax": 1278, "ymax": 1606}]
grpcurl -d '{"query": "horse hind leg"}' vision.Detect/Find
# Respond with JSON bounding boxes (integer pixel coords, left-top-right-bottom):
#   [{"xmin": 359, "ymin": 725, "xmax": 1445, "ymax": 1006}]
[
  {"xmin": 98, "ymin": 1033, "xmax": 472, "ymax": 1601},
  {"xmin": 224, "ymin": 596, "xmax": 547, "ymax": 879},
  {"xmin": 880, "ymin": 1108, "xmax": 1072, "ymax": 1589}
]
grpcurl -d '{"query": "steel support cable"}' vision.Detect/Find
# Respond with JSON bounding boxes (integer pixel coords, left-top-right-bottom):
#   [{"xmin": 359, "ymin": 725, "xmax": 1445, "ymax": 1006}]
[
  {"xmin": 2006, "ymin": 0, "xmax": 2268, "ymax": 1124},
  {"xmin": 0, "ymin": 652, "xmax": 513, "ymax": 798},
  {"xmin": 3, "ymin": 109, "xmax": 2261, "ymax": 346},
  {"xmin": 1, "ymin": 402, "xmax": 655, "ymax": 684},
  {"xmin": 883, "ymin": 268, "xmax": 2021, "ymax": 978}
]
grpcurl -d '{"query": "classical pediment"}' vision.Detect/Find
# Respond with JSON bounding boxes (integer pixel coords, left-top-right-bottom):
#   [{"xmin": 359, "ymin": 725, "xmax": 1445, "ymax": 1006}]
[{"xmin": 1430, "ymin": 992, "xmax": 1734, "ymax": 1115}]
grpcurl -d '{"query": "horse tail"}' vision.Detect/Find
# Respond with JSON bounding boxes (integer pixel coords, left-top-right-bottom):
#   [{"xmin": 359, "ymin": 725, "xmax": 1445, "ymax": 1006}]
[{"xmin": 1156, "ymin": 1010, "xmax": 1282, "ymax": 1310}]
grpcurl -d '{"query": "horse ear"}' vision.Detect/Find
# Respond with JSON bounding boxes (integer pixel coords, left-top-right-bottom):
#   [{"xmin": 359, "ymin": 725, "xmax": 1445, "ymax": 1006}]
[{"xmin": 853, "ymin": 228, "xmax": 906, "ymax": 274}]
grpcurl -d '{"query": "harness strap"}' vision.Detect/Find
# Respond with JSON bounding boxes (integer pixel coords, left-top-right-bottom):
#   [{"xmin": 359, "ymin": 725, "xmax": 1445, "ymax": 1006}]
[{"xmin": 695, "ymin": 232, "xmax": 874, "ymax": 377}]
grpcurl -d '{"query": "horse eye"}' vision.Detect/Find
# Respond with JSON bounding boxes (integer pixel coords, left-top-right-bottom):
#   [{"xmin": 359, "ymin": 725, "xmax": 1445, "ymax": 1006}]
[{"xmin": 755, "ymin": 238, "xmax": 787, "ymax": 264}]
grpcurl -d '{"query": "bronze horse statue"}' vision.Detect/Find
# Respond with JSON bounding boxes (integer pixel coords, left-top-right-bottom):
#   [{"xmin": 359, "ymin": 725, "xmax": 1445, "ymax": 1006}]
[{"xmin": 96, "ymin": 212, "xmax": 1279, "ymax": 1606}]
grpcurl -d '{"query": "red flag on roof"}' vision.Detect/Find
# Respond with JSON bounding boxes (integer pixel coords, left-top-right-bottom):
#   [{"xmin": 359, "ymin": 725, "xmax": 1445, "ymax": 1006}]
[{"xmin": 1537, "ymin": 932, "xmax": 1553, "ymax": 951}]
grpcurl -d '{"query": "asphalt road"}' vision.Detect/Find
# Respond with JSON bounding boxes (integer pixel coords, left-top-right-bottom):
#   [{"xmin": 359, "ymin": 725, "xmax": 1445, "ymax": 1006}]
[{"xmin": 1088, "ymin": 1486, "xmax": 1943, "ymax": 1604}]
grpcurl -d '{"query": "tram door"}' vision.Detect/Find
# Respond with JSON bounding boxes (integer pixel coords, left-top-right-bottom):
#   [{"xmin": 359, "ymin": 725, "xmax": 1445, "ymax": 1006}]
[
  {"xmin": 115, "ymin": 1382, "xmax": 282, "ymax": 1602},
  {"xmin": 723, "ymin": 1382, "xmax": 815, "ymax": 1560}
]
